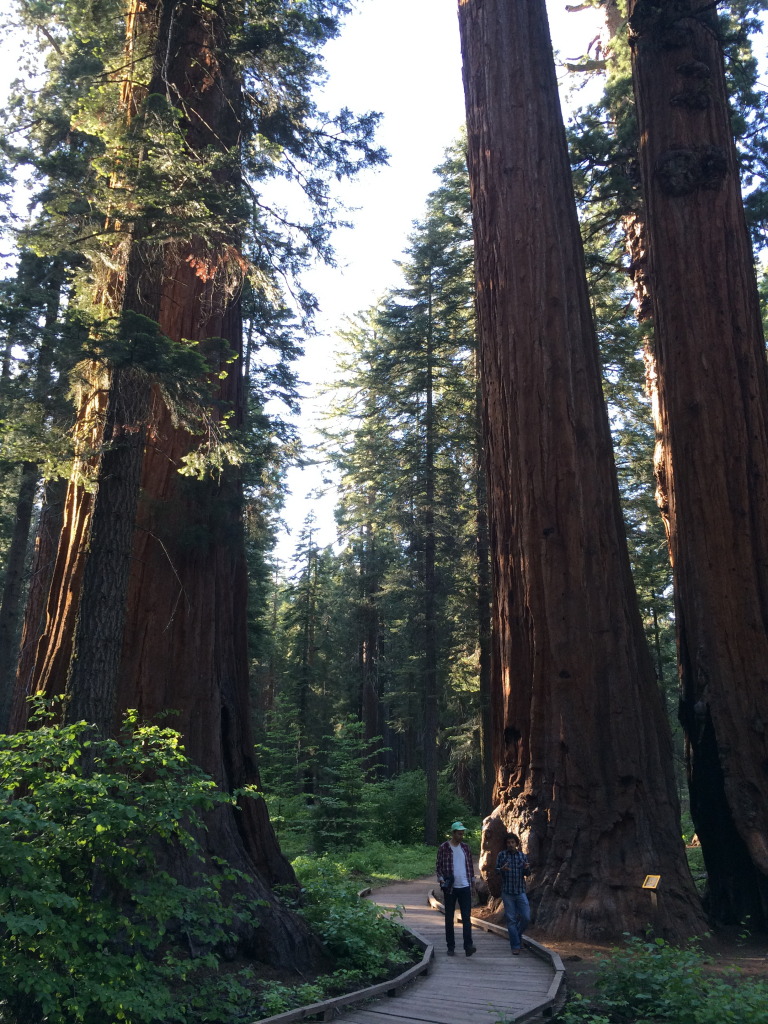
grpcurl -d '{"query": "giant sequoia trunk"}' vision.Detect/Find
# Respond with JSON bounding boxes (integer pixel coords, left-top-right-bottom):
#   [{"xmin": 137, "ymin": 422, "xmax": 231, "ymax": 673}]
[
  {"xmin": 627, "ymin": 0, "xmax": 768, "ymax": 927},
  {"xmin": 11, "ymin": 0, "xmax": 315, "ymax": 969},
  {"xmin": 457, "ymin": 0, "xmax": 706, "ymax": 941}
]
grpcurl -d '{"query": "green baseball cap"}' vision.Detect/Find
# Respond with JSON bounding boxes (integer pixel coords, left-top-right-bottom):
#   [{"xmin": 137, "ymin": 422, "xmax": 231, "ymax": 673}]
[{"xmin": 450, "ymin": 821, "xmax": 466, "ymax": 831}]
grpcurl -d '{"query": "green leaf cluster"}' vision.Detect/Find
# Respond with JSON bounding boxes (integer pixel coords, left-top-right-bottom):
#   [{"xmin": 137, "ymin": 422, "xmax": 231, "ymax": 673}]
[
  {"xmin": 290, "ymin": 858, "xmax": 409, "ymax": 976},
  {"xmin": 309, "ymin": 715, "xmax": 376, "ymax": 851},
  {"xmin": 558, "ymin": 936, "xmax": 768, "ymax": 1024},
  {"xmin": 0, "ymin": 706, "xmax": 266, "ymax": 1024},
  {"xmin": 257, "ymin": 693, "xmax": 475, "ymax": 855}
]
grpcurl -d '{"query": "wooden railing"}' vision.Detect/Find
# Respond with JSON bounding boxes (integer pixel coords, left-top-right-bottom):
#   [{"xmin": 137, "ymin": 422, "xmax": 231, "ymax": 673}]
[
  {"xmin": 252, "ymin": 889, "xmax": 434, "ymax": 1024},
  {"xmin": 427, "ymin": 888, "xmax": 566, "ymax": 1016}
]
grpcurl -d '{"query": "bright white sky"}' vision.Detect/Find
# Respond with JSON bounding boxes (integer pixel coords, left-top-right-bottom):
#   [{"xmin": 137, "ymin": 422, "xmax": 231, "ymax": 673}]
[{"xmin": 275, "ymin": 0, "xmax": 605, "ymax": 565}]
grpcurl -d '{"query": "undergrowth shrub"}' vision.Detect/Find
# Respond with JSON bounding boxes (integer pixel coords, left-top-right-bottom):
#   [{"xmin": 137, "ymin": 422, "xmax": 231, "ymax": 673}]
[
  {"xmin": 558, "ymin": 936, "xmax": 768, "ymax": 1024},
  {"xmin": 292, "ymin": 858, "xmax": 410, "ymax": 977},
  {"xmin": 335, "ymin": 840, "xmax": 437, "ymax": 882},
  {"xmin": 0, "ymin": 708, "xmax": 262, "ymax": 1024}
]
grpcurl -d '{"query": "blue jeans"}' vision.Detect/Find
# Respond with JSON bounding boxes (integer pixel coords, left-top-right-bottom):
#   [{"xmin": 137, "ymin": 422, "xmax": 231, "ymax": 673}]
[
  {"xmin": 501, "ymin": 891, "xmax": 530, "ymax": 949},
  {"xmin": 444, "ymin": 885, "xmax": 473, "ymax": 951}
]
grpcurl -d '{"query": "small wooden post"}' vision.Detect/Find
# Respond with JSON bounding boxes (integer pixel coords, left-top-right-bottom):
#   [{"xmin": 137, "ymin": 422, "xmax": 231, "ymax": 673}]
[{"xmin": 642, "ymin": 874, "xmax": 660, "ymax": 913}]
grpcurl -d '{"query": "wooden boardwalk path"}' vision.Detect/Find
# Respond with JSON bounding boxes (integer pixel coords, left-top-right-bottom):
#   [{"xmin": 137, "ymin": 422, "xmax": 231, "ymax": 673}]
[{"xmin": 333, "ymin": 877, "xmax": 562, "ymax": 1024}]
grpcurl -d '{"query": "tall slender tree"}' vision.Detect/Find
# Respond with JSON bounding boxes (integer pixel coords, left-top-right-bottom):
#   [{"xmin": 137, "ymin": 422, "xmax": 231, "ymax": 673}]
[
  {"xmin": 0, "ymin": 254, "xmax": 69, "ymax": 726},
  {"xmin": 322, "ymin": 150, "xmax": 482, "ymax": 820},
  {"xmin": 457, "ymin": 0, "xmax": 706, "ymax": 940}
]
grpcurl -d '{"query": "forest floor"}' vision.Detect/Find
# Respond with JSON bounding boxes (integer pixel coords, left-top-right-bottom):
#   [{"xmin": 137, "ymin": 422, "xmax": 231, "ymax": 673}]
[{"xmin": 538, "ymin": 927, "xmax": 768, "ymax": 1003}]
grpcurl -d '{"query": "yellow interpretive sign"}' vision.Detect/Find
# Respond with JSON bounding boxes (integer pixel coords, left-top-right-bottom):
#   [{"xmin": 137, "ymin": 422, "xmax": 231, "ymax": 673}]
[{"xmin": 642, "ymin": 875, "xmax": 661, "ymax": 890}]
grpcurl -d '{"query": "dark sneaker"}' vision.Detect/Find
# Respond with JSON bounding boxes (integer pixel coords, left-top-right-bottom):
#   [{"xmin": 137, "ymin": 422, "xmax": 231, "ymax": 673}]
[
  {"xmin": 511, "ymin": 949, "xmax": 520, "ymax": 956},
  {"xmin": 465, "ymin": 945, "xmax": 477, "ymax": 957},
  {"xmin": 446, "ymin": 949, "xmax": 455, "ymax": 956}
]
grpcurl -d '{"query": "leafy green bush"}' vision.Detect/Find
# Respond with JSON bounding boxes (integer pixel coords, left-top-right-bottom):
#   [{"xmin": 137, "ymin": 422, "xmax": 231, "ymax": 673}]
[
  {"xmin": 363, "ymin": 769, "xmax": 477, "ymax": 845},
  {"xmin": 0, "ymin": 710, "xmax": 262, "ymax": 1024},
  {"xmin": 292, "ymin": 858, "xmax": 410, "ymax": 977},
  {"xmin": 557, "ymin": 936, "xmax": 768, "ymax": 1024},
  {"xmin": 257, "ymin": 979, "xmax": 325, "ymax": 1016}
]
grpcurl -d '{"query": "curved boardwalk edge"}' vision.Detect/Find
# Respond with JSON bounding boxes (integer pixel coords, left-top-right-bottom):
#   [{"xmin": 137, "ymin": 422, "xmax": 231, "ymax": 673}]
[
  {"xmin": 253, "ymin": 892, "xmax": 434, "ymax": 1024},
  {"xmin": 254, "ymin": 880, "xmax": 566, "ymax": 1024},
  {"xmin": 427, "ymin": 888, "xmax": 567, "ymax": 1019}
]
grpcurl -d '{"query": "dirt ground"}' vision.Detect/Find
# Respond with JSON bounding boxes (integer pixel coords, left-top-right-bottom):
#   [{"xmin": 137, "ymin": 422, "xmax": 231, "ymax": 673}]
[{"xmin": 537, "ymin": 927, "xmax": 768, "ymax": 1003}]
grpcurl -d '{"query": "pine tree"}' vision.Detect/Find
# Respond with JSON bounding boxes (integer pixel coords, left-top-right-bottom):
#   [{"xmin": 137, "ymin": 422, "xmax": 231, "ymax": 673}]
[{"xmin": 319, "ymin": 140, "xmax": 484, "ymax": 828}]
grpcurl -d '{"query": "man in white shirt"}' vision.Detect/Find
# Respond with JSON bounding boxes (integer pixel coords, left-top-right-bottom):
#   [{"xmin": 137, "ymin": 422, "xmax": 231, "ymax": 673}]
[{"xmin": 435, "ymin": 821, "xmax": 477, "ymax": 957}]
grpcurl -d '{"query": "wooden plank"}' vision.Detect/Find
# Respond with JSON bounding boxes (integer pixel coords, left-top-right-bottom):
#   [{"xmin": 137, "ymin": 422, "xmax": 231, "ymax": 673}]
[
  {"xmin": 253, "ymin": 878, "xmax": 565, "ymax": 1024},
  {"xmin": 343, "ymin": 1008, "xmax": 508, "ymax": 1024}
]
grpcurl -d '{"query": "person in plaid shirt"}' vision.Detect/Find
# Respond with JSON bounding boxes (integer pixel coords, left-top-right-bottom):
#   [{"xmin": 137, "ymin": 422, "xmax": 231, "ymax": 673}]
[
  {"xmin": 495, "ymin": 832, "xmax": 530, "ymax": 954},
  {"xmin": 436, "ymin": 821, "xmax": 476, "ymax": 957}
]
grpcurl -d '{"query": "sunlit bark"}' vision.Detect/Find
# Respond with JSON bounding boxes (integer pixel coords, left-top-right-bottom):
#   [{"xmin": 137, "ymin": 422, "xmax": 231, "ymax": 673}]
[{"xmin": 13, "ymin": 0, "xmax": 314, "ymax": 968}]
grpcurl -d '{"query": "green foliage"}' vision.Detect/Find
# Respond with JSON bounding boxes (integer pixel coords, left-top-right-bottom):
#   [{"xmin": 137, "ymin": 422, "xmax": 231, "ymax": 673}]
[
  {"xmin": 256, "ymin": 693, "xmax": 303, "ymax": 799},
  {"xmin": 257, "ymin": 979, "xmax": 326, "ymax": 1017},
  {"xmin": 257, "ymin": 711, "xmax": 477, "ymax": 857},
  {"xmin": 0, "ymin": 709, "xmax": 432, "ymax": 1024},
  {"xmin": 260, "ymin": 712, "xmax": 383, "ymax": 855},
  {"xmin": 253, "ymin": 846, "xmax": 434, "ymax": 1015},
  {"xmin": 0, "ymin": 254, "xmax": 80, "ymax": 480},
  {"xmin": 0, "ymin": 707, "xmax": 264, "ymax": 1024},
  {"xmin": 302, "ymin": 135, "xmax": 484, "ymax": 802},
  {"xmin": 291, "ymin": 858, "xmax": 409, "ymax": 976},
  {"xmin": 363, "ymin": 770, "xmax": 476, "ymax": 846},
  {"xmin": 686, "ymin": 845, "xmax": 706, "ymax": 892},
  {"xmin": 327, "ymin": 841, "xmax": 437, "ymax": 885},
  {"xmin": 311, "ymin": 715, "xmax": 378, "ymax": 851},
  {"xmin": 557, "ymin": 936, "xmax": 768, "ymax": 1024}
]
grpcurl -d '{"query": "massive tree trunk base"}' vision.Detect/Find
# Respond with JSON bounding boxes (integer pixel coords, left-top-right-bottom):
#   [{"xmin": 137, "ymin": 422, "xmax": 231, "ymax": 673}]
[
  {"xmin": 689, "ymin": 716, "xmax": 768, "ymax": 928},
  {"xmin": 134, "ymin": 796, "xmax": 317, "ymax": 970},
  {"xmin": 531, "ymin": 887, "xmax": 696, "ymax": 944},
  {"xmin": 200, "ymin": 800, "xmax": 319, "ymax": 969},
  {"xmin": 459, "ymin": 0, "xmax": 707, "ymax": 945},
  {"xmin": 483, "ymin": 797, "xmax": 705, "ymax": 943}
]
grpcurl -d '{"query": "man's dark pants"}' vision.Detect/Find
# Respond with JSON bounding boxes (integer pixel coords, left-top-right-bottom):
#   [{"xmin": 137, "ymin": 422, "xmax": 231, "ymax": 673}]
[{"xmin": 444, "ymin": 885, "xmax": 473, "ymax": 951}]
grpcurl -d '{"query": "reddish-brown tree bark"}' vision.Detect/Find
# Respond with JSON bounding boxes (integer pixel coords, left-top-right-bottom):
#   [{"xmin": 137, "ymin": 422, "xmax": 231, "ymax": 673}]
[
  {"xmin": 12, "ymin": 0, "xmax": 315, "ymax": 968},
  {"xmin": 457, "ymin": 0, "xmax": 706, "ymax": 941},
  {"xmin": 0, "ymin": 462, "xmax": 38, "ymax": 727},
  {"xmin": 627, "ymin": 0, "xmax": 768, "ymax": 926},
  {"xmin": 10, "ymin": 476, "xmax": 67, "ymax": 731},
  {"xmin": 475, "ymin": 361, "xmax": 494, "ymax": 814}
]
